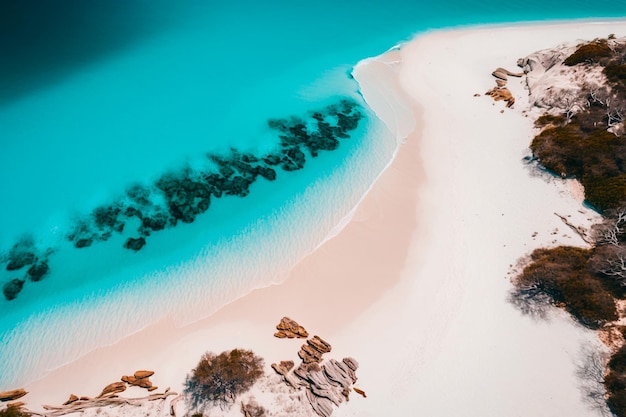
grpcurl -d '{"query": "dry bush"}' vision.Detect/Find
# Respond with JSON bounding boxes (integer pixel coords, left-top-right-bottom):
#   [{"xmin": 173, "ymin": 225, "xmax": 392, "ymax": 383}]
[
  {"xmin": 0, "ymin": 408, "xmax": 31, "ymax": 417},
  {"xmin": 512, "ymin": 246, "xmax": 617, "ymax": 328},
  {"xmin": 564, "ymin": 40, "xmax": 613, "ymax": 66},
  {"xmin": 184, "ymin": 349, "xmax": 264, "ymax": 411}
]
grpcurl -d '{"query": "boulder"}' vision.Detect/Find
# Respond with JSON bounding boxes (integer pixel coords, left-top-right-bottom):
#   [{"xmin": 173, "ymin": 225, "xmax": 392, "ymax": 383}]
[
  {"xmin": 147, "ymin": 386, "xmax": 158, "ymax": 392},
  {"xmin": 133, "ymin": 370, "xmax": 155, "ymax": 379},
  {"xmin": 485, "ymin": 87, "xmax": 515, "ymax": 108},
  {"xmin": 0, "ymin": 388, "xmax": 27, "ymax": 402},
  {"xmin": 98, "ymin": 382, "xmax": 126, "ymax": 398},
  {"xmin": 121, "ymin": 375, "xmax": 137, "ymax": 384},
  {"xmin": 274, "ymin": 317, "xmax": 309, "ymax": 339},
  {"xmin": 308, "ymin": 336, "xmax": 332, "ymax": 354},
  {"xmin": 7, "ymin": 401, "xmax": 25, "ymax": 408},
  {"xmin": 63, "ymin": 394, "xmax": 79, "ymax": 405}
]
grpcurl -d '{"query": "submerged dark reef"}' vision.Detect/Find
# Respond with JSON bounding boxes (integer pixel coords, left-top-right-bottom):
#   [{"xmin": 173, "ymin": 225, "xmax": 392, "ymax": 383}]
[{"xmin": 1, "ymin": 98, "xmax": 364, "ymax": 302}]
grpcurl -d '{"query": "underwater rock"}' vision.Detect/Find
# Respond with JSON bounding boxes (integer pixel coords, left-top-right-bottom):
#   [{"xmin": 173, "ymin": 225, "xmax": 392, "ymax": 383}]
[
  {"xmin": 27, "ymin": 260, "xmax": 49, "ymax": 282},
  {"xmin": 123, "ymin": 237, "xmax": 146, "ymax": 252},
  {"xmin": 3, "ymin": 279, "xmax": 25, "ymax": 301},
  {"xmin": 6, "ymin": 248, "xmax": 36, "ymax": 271},
  {"xmin": 75, "ymin": 238, "xmax": 93, "ymax": 248}
]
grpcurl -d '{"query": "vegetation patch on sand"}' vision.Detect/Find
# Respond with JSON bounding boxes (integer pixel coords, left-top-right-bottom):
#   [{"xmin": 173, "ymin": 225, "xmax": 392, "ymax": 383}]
[{"xmin": 512, "ymin": 35, "xmax": 626, "ymax": 417}]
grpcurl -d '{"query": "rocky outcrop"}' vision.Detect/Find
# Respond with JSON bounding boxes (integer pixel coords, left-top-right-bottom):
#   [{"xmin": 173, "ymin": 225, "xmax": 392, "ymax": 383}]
[
  {"xmin": 274, "ymin": 317, "xmax": 309, "ymax": 339},
  {"xmin": 271, "ymin": 361, "xmax": 299, "ymax": 388},
  {"xmin": 485, "ymin": 67, "xmax": 523, "ymax": 109},
  {"xmin": 308, "ymin": 336, "xmax": 332, "ymax": 354},
  {"xmin": 121, "ymin": 370, "xmax": 157, "ymax": 391},
  {"xmin": 0, "ymin": 389, "xmax": 27, "ymax": 402},
  {"xmin": 298, "ymin": 336, "xmax": 332, "ymax": 364},
  {"xmin": 271, "ymin": 319, "xmax": 361, "ymax": 417}
]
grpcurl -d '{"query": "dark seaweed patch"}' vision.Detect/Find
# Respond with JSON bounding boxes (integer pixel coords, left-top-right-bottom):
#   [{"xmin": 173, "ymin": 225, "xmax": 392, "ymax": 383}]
[{"xmin": 2, "ymin": 98, "xmax": 364, "ymax": 301}]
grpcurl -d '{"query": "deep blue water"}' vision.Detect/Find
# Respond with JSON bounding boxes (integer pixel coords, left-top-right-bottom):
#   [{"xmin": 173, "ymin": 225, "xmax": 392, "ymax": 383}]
[{"xmin": 0, "ymin": 0, "xmax": 625, "ymax": 389}]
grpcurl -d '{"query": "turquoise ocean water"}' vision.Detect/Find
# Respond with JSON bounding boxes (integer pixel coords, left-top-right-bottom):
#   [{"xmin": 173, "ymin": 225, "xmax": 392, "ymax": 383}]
[{"xmin": 0, "ymin": 0, "xmax": 624, "ymax": 388}]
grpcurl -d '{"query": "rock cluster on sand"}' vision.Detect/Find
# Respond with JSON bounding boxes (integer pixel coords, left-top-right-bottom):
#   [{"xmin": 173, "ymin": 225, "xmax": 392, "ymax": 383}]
[
  {"xmin": 90, "ymin": 370, "xmax": 158, "ymax": 399},
  {"xmin": 0, "ymin": 388, "xmax": 28, "ymax": 412},
  {"xmin": 121, "ymin": 369, "xmax": 159, "ymax": 391},
  {"xmin": 271, "ymin": 319, "xmax": 363, "ymax": 417},
  {"xmin": 484, "ymin": 67, "xmax": 523, "ymax": 108},
  {"xmin": 36, "ymin": 370, "xmax": 173, "ymax": 417}
]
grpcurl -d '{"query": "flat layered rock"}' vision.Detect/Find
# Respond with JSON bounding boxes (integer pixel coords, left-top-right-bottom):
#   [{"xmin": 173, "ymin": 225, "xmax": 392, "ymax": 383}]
[
  {"xmin": 98, "ymin": 382, "xmax": 126, "ymax": 398},
  {"xmin": 0, "ymin": 389, "xmax": 27, "ymax": 402},
  {"xmin": 133, "ymin": 370, "xmax": 154, "ymax": 379},
  {"xmin": 275, "ymin": 317, "xmax": 309, "ymax": 339},
  {"xmin": 308, "ymin": 336, "xmax": 332, "ymax": 354}
]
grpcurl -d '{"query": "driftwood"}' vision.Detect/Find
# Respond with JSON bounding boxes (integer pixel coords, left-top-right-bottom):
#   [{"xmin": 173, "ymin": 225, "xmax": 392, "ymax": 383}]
[
  {"xmin": 26, "ymin": 391, "xmax": 177, "ymax": 417},
  {"xmin": 554, "ymin": 212, "xmax": 594, "ymax": 245}
]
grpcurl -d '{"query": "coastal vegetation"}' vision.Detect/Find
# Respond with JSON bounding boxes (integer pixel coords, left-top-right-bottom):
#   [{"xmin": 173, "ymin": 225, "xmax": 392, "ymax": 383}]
[
  {"xmin": 529, "ymin": 37, "xmax": 626, "ymax": 212},
  {"xmin": 514, "ymin": 36, "xmax": 626, "ymax": 417},
  {"xmin": 0, "ymin": 409, "xmax": 30, "ymax": 417},
  {"xmin": 184, "ymin": 349, "xmax": 264, "ymax": 411}
]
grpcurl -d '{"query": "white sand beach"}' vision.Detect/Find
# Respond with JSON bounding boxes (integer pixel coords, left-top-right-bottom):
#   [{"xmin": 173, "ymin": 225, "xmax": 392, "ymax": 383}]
[{"xmin": 16, "ymin": 19, "xmax": 626, "ymax": 416}]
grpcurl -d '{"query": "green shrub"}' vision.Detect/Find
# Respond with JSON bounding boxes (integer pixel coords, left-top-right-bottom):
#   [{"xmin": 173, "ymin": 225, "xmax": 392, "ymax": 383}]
[
  {"xmin": 185, "ymin": 349, "xmax": 264, "ymax": 411},
  {"xmin": 564, "ymin": 40, "xmax": 612, "ymax": 66}
]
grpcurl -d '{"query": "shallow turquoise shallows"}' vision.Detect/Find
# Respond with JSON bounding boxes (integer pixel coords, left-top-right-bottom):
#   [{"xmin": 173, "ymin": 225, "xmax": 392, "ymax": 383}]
[{"xmin": 0, "ymin": 0, "xmax": 624, "ymax": 388}]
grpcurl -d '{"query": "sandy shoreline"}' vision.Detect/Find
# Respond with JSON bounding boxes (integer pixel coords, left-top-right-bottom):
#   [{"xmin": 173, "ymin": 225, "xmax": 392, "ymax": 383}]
[{"xmin": 17, "ymin": 19, "xmax": 626, "ymax": 416}]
